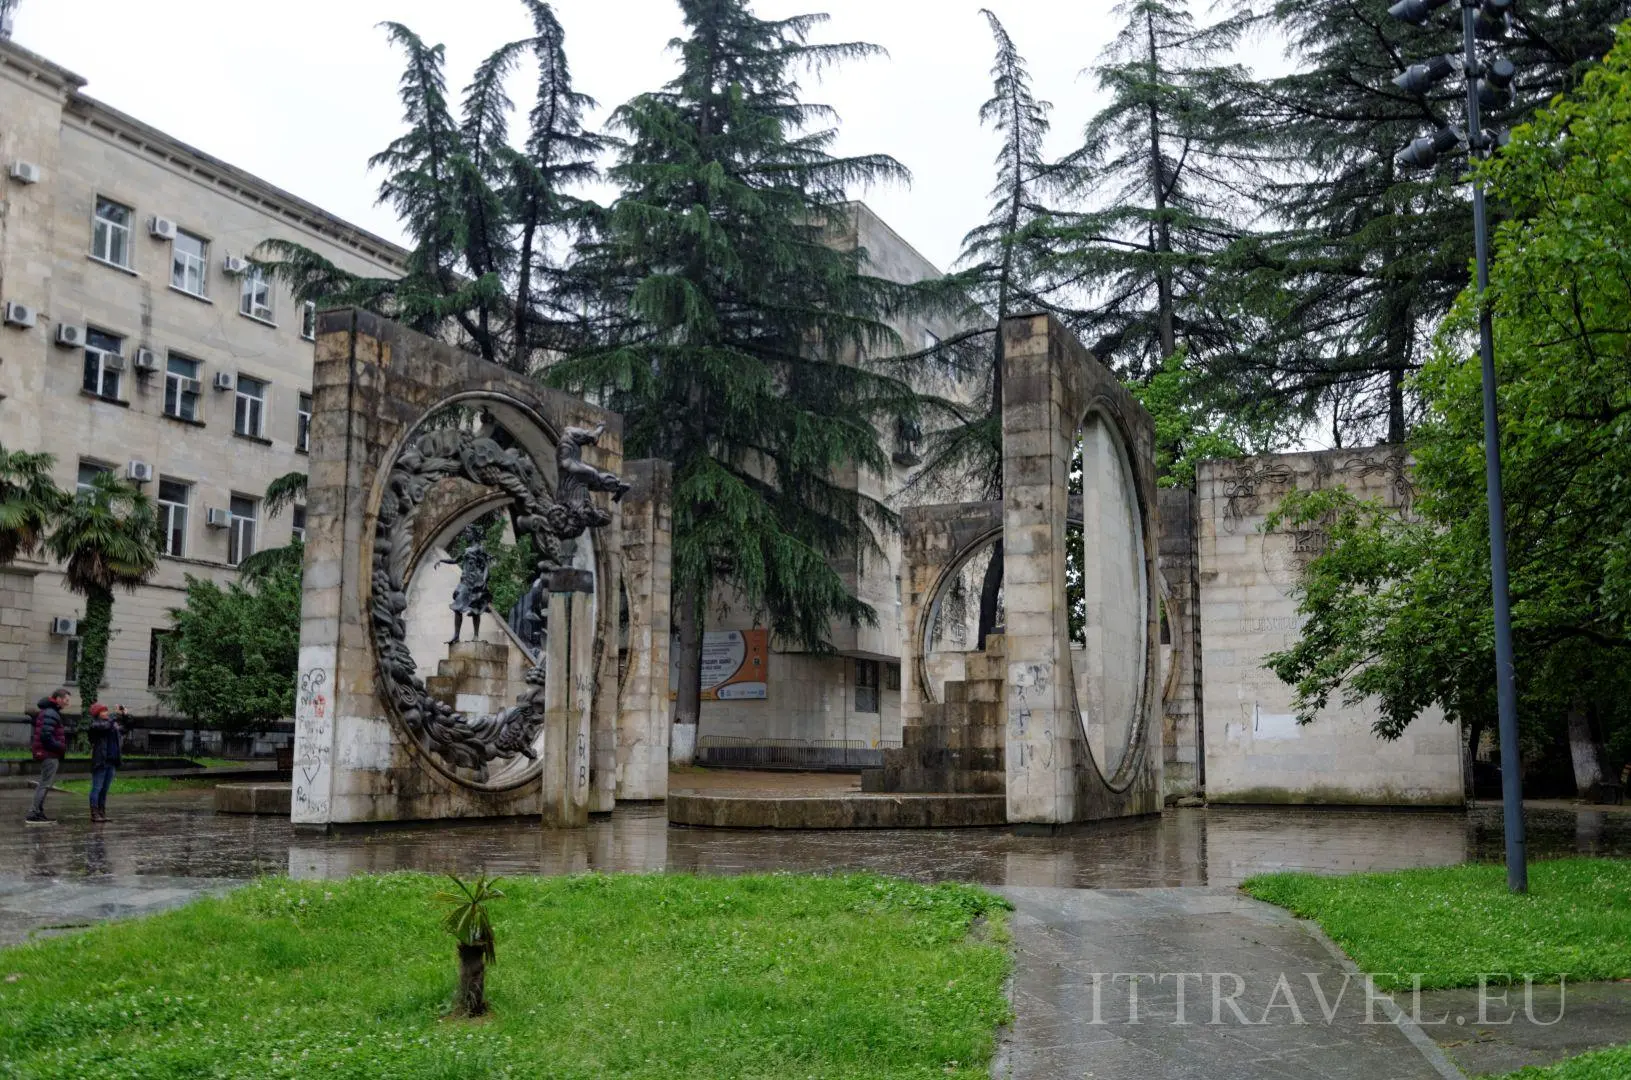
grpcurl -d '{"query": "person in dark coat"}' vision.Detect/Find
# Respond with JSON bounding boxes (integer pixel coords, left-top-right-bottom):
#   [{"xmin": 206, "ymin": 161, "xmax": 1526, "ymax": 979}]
[
  {"xmin": 87, "ymin": 703, "xmax": 125, "ymax": 823},
  {"xmin": 26, "ymin": 688, "xmax": 71, "ymax": 825}
]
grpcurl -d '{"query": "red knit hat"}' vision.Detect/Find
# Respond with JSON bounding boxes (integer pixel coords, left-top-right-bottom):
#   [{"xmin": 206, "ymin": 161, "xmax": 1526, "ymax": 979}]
[{"xmin": 89, "ymin": 703, "xmax": 109, "ymax": 717}]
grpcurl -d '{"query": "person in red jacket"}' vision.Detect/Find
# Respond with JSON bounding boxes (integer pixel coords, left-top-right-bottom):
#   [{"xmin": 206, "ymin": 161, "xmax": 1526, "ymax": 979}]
[{"xmin": 26, "ymin": 688, "xmax": 71, "ymax": 825}]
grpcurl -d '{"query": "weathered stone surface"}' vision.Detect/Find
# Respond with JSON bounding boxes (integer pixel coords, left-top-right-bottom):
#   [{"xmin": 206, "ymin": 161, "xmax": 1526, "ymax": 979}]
[
  {"xmin": 1195, "ymin": 449, "xmax": 1463, "ymax": 806},
  {"xmin": 293, "ymin": 310, "xmax": 624, "ymax": 826},
  {"xmin": 667, "ymin": 791, "xmax": 1008, "ymax": 829},
  {"xmin": 615, "ymin": 460, "xmax": 672, "ymax": 801},
  {"xmin": 998, "ymin": 313, "xmax": 1163, "ymax": 824},
  {"xmin": 214, "ymin": 782, "xmax": 292, "ymax": 815}
]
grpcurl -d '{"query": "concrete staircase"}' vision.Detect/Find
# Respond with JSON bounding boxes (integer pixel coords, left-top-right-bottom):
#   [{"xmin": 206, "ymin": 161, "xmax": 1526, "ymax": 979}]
[
  {"xmin": 425, "ymin": 640, "xmax": 510, "ymax": 715},
  {"xmin": 863, "ymin": 635, "xmax": 1007, "ymax": 795}
]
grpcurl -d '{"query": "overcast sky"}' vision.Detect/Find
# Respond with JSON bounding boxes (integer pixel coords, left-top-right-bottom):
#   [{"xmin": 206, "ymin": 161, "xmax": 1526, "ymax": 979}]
[{"xmin": 13, "ymin": 0, "xmax": 1285, "ymax": 272}]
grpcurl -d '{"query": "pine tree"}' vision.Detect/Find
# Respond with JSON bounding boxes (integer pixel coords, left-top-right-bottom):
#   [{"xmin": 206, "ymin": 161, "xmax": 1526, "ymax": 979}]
[
  {"xmin": 552, "ymin": 0, "xmax": 918, "ymax": 732},
  {"xmin": 909, "ymin": 9, "xmax": 1063, "ymax": 646},
  {"xmin": 1051, "ymin": 0, "xmax": 1254, "ymax": 383},
  {"xmin": 1220, "ymin": 0, "xmax": 1628, "ymax": 445},
  {"xmin": 257, "ymin": 2, "xmax": 603, "ymax": 370}
]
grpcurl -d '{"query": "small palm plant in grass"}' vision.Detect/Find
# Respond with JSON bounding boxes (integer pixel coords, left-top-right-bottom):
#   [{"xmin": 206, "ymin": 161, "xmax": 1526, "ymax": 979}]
[{"xmin": 437, "ymin": 874, "xmax": 504, "ymax": 1017}]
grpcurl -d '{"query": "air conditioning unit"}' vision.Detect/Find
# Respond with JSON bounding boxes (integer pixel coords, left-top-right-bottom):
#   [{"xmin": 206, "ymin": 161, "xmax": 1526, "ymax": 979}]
[
  {"xmin": 205, "ymin": 507, "xmax": 231, "ymax": 528},
  {"xmin": 212, "ymin": 371, "xmax": 235, "ymax": 391},
  {"xmin": 7, "ymin": 161, "xmax": 40, "ymax": 185},
  {"xmin": 55, "ymin": 323, "xmax": 86, "ymax": 348},
  {"xmin": 50, "ymin": 617, "xmax": 78, "ymax": 637},
  {"xmin": 127, "ymin": 461, "xmax": 154, "ymax": 483},
  {"xmin": 102, "ymin": 352, "xmax": 127, "ymax": 373},
  {"xmin": 132, "ymin": 347, "xmax": 158, "ymax": 373},
  {"xmin": 2, "ymin": 301, "xmax": 35, "ymax": 328},
  {"xmin": 179, "ymin": 377, "xmax": 203, "ymax": 395},
  {"xmin": 149, "ymin": 216, "xmax": 179, "ymax": 241},
  {"xmin": 222, "ymin": 254, "xmax": 250, "ymax": 275}
]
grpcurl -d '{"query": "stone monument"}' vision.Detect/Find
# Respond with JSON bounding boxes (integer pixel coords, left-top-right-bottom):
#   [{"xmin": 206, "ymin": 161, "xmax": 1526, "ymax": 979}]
[{"xmin": 292, "ymin": 309, "xmax": 646, "ymax": 827}]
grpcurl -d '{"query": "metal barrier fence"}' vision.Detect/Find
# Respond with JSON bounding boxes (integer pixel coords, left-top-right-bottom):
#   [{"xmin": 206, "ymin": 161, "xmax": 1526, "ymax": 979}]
[{"xmin": 695, "ymin": 735, "xmax": 901, "ymax": 772}]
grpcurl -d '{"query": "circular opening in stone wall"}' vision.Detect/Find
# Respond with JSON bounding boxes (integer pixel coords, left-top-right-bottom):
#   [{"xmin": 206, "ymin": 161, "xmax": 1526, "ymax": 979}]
[{"xmin": 1069, "ymin": 409, "xmax": 1149, "ymax": 784}]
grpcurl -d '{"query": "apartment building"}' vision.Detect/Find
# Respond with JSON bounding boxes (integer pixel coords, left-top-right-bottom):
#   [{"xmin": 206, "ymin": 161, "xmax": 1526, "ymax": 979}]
[{"xmin": 0, "ymin": 38, "xmax": 405, "ymax": 732}]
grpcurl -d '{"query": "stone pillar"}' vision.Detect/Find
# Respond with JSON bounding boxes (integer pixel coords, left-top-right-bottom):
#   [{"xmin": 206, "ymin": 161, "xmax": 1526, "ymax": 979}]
[
  {"xmin": 542, "ymin": 577, "xmax": 595, "ymax": 828},
  {"xmin": 999, "ymin": 313, "xmax": 1162, "ymax": 825},
  {"xmin": 1157, "ymin": 486, "xmax": 1204, "ymax": 800},
  {"xmin": 616, "ymin": 460, "xmax": 673, "ymax": 801}
]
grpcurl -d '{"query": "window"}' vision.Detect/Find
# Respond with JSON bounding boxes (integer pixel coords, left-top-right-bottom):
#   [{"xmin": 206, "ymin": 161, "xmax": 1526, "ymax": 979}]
[
  {"xmin": 239, "ymin": 266, "xmax": 273, "ymax": 323},
  {"xmin": 301, "ymin": 301, "xmax": 317, "ymax": 341},
  {"xmin": 234, "ymin": 375, "xmax": 266, "ymax": 438},
  {"xmin": 291, "ymin": 504, "xmax": 306, "ymax": 543},
  {"xmin": 164, "ymin": 353, "xmax": 201, "ymax": 421},
  {"xmin": 885, "ymin": 662, "xmax": 901, "ymax": 692},
  {"xmin": 171, "ymin": 230, "xmax": 208, "ymax": 297},
  {"xmin": 228, "ymin": 495, "xmax": 257, "ymax": 566},
  {"xmin": 148, "ymin": 629, "xmax": 176, "ymax": 689},
  {"xmin": 91, "ymin": 198, "xmax": 133, "ymax": 268},
  {"xmin": 76, "ymin": 461, "xmax": 111, "ymax": 495},
  {"xmin": 297, "ymin": 392, "xmax": 312, "ymax": 453},
  {"xmin": 157, "ymin": 478, "xmax": 189, "ymax": 557},
  {"xmin": 82, "ymin": 328, "xmax": 123, "ymax": 399},
  {"xmin": 65, "ymin": 638, "xmax": 81, "ymax": 685},
  {"xmin": 854, "ymin": 659, "xmax": 880, "ymax": 714}
]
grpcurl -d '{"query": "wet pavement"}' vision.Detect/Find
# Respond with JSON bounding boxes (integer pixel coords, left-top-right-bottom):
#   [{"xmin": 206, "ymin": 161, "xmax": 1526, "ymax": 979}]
[
  {"xmin": 5, "ymin": 784, "xmax": 1631, "ymax": 946},
  {"xmin": 996, "ymin": 887, "xmax": 1461, "ymax": 1080}
]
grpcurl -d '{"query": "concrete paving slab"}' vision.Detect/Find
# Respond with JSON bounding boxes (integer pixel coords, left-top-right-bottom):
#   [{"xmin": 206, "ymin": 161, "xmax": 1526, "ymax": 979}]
[{"xmin": 995, "ymin": 886, "xmax": 1461, "ymax": 1080}]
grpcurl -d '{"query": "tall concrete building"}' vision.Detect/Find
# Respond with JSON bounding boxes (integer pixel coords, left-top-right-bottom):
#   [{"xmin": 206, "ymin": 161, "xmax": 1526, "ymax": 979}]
[{"xmin": 0, "ymin": 38, "xmax": 405, "ymax": 738}]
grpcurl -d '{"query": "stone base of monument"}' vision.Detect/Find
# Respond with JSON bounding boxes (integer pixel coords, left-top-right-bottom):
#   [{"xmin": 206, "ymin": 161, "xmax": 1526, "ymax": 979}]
[
  {"xmin": 215, "ymin": 782, "xmax": 293, "ymax": 815},
  {"xmin": 426, "ymin": 640, "xmax": 516, "ymax": 717},
  {"xmin": 667, "ymin": 790, "xmax": 1007, "ymax": 829},
  {"xmin": 861, "ymin": 636, "xmax": 1008, "ymax": 796}
]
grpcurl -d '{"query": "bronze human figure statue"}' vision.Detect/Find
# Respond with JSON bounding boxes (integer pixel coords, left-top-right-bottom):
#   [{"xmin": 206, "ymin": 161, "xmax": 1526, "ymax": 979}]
[{"xmin": 439, "ymin": 525, "xmax": 493, "ymax": 645}]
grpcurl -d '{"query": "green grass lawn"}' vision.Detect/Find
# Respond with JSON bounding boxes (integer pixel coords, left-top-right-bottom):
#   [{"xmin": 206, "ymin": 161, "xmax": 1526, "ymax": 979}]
[
  {"xmin": 0, "ymin": 873, "xmax": 1011, "ymax": 1080},
  {"xmin": 1242, "ymin": 858, "xmax": 1631, "ymax": 992},
  {"xmin": 1, "ymin": 749, "xmax": 244, "ymax": 768},
  {"xmin": 55, "ymin": 777, "xmax": 219, "ymax": 795},
  {"xmin": 1498, "ymin": 1046, "xmax": 1631, "ymax": 1079}
]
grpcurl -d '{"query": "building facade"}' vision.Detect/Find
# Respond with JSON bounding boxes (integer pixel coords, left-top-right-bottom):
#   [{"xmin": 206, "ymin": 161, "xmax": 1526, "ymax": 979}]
[
  {"xmin": 0, "ymin": 38, "xmax": 405, "ymax": 737},
  {"xmin": 688, "ymin": 203, "xmax": 974, "ymax": 760}
]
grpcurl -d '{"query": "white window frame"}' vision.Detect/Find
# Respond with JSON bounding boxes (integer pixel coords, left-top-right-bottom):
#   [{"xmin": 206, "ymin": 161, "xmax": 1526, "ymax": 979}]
[
  {"xmin": 291, "ymin": 504, "xmax": 307, "ymax": 544},
  {"xmin": 239, "ymin": 266, "xmax": 274, "ymax": 324},
  {"xmin": 228, "ymin": 495, "xmax": 257, "ymax": 567},
  {"xmin": 164, "ymin": 353, "xmax": 201, "ymax": 421},
  {"xmin": 171, "ymin": 230, "xmax": 209, "ymax": 298},
  {"xmin": 149, "ymin": 629, "xmax": 177, "ymax": 689},
  {"xmin": 234, "ymin": 375, "xmax": 267, "ymax": 439},
  {"xmin": 297, "ymin": 392, "xmax": 312, "ymax": 453},
  {"xmin": 301, "ymin": 301, "xmax": 317, "ymax": 341},
  {"xmin": 91, "ymin": 197, "xmax": 134, "ymax": 269},
  {"xmin": 82, "ymin": 328, "xmax": 124, "ymax": 400},
  {"xmin": 157, "ymin": 478, "xmax": 189, "ymax": 558}
]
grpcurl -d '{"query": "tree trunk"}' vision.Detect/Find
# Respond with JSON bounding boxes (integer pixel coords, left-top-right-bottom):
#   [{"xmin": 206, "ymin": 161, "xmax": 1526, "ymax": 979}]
[
  {"xmin": 1145, "ymin": 7, "xmax": 1176, "ymax": 364},
  {"xmin": 1566, "ymin": 702, "xmax": 1606, "ymax": 801},
  {"xmin": 454, "ymin": 943, "xmax": 488, "ymax": 1017},
  {"xmin": 77, "ymin": 586, "xmax": 114, "ymax": 707},
  {"xmin": 975, "ymin": 541, "xmax": 1004, "ymax": 652},
  {"xmin": 671, "ymin": 582, "xmax": 704, "ymax": 764}
]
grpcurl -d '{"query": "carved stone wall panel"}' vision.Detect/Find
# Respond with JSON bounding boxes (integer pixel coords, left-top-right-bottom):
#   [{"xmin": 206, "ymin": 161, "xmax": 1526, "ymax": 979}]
[{"xmin": 293, "ymin": 309, "xmax": 624, "ymax": 826}]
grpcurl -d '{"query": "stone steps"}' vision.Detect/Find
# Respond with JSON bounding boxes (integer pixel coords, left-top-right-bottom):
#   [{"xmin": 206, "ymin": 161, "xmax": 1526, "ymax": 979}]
[{"xmin": 864, "ymin": 636, "xmax": 1007, "ymax": 796}]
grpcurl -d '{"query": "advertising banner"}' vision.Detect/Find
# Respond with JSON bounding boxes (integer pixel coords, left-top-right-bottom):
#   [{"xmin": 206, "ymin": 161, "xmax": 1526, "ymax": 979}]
[{"xmin": 670, "ymin": 628, "xmax": 769, "ymax": 701}]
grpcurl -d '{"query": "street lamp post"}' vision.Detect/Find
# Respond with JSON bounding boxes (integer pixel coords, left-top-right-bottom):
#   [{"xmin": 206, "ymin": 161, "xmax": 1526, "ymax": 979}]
[{"xmin": 1389, "ymin": 0, "xmax": 1527, "ymax": 893}]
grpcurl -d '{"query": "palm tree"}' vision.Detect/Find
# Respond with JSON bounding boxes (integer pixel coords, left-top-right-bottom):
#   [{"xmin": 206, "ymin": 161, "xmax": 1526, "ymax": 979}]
[
  {"xmin": 0, "ymin": 445, "xmax": 68, "ymax": 565},
  {"xmin": 237, "ymin": 472, "xmax": 306, "ymax": 584},
  {"xmin": 46, "ymin": 471, "xmax": 162, "ymax": 703},
  {"xmin": 437, "ymin": 874, "xmax": 504, "ymax": 1016}
]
